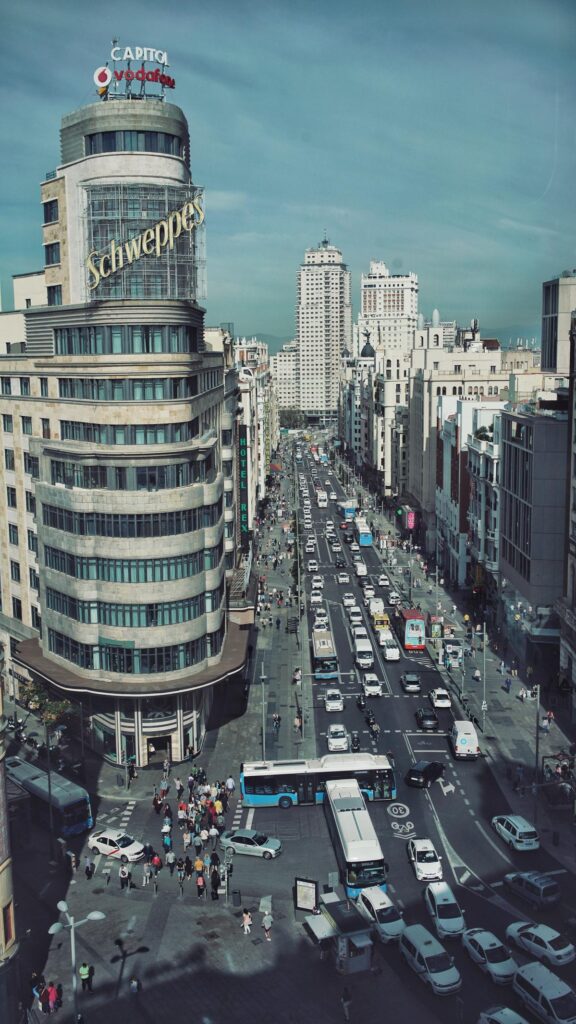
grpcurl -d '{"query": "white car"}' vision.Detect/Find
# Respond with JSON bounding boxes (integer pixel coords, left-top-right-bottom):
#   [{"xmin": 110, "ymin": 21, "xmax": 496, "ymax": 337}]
[
  {"xmin": 312, "ymin": 620, "xmax": 327, "ymax": 633},
  {"xmin": 314, "ymin": 610, "xmax": 329, "ymax": 627},
  {"xmin": 407, "ymin": 838, "xmax": 443, "ymax": 881},
  {"xmin": 388, "ymin": 591, "xmax": 401, "ymax": 605},
  {"xmin": 329, "ymin": 491, "xmax": 338, "ymax": 500},
  {"xmin": 89, "ymin": 828, "xmax": 144, "ymax": 863},
  {"xmin": 505, "ymin": 922, "xmax": 575, "ymax": 967},
  {"xmin": 350, "ymin": 542, "xmax": 360, "ymax": 552},
  {"xmin": 307, "ymin": 560, "xmax": 319, "ymax": 572},
  {"xmin": 337, "ymin": 572, "xmax": 350, "ymax": 584},
  {"xmin": 311, "ymin": 575, "xmax": 324, "ymax": 589},
  {"xmin": 491, "ymin": 815, "xmax": 540, "ymax": 851},
  {"xmin": 349, "ymin": 608, "xmax": 363, "ymax": 627},
  {"xmin": 331, "ymin": 542, "xmax": 342, "ymax": 552},
  {"xmin": 310, "ymin": 589, "xmax": 323, "ymax": 605},
  {"xmin": 476, "ymin": 1010, "xmax": 530, "ymax": 1024},
  {"xmin": 430, "ymin": 688, "xmax": 452, "ymax": 709},
  {"xmin": 327, "ymin": 723, "xmax": 349, "ymax": 752},
  {"xmin": 342, "ymin": 592, "xmax": 355, "ymax": 608},
  {"xmin": 362, "ymin": 589, "xmax": 376, "ymax": 605},
  {"xmin": 424, "ymin": 882, "xmax": 465, "ymax": 939},
  {"xmin": 356, "ymin": 887, "xmax": 405, "ymax": 943},
  {"xmin": 378, "ymin": 574, "xmax": 390, "ymax": 587},
  {"xmin": 355, "ymin": 562, "xmax": 367, "ymax": 577},
  {"xmin": 383, "ymin": 640, "xmax": 400, "ymax": 661},
  {"xmin": 325, "ymin": 689, "xmax": 345, "ymax": 713},
  {"xmin": 352, "ymin": 627, "xmax": 368, "ymax": 643},
  {"xmin": 363, "ymin": 673, "xmax": 383, "ymax": 697},
  {"xmin": 462, "ymin": 929, "xmax": 518, "ymax": 984}
]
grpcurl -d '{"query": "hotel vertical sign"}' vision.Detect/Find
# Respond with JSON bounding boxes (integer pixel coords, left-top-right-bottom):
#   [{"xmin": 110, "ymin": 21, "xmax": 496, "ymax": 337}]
[{"xmin": 238, "ymin": 426, "xmax": 250, "ymax": 552}]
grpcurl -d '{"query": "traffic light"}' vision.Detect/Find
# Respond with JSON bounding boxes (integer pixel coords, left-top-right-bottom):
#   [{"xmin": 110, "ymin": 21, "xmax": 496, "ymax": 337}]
[{"xmin": 396, "ymin": 507, "xmax": 403, "ymax": 517}]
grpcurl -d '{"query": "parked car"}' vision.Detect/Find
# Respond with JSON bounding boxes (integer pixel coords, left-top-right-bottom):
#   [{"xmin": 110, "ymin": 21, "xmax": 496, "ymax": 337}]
[
  {"xmin": 356, "ymin": 887, "xmax": 405, "ymax": 943},
  {"xmin": 327, "ymin": 723, "xmax": 349, "ymax": 753},
  {"xmin": 491, "ymin": 815, "xmax": 540, "ymax": 851},
  {"xmin": 405, "ymin": 760, "xmax": 445, "ymax": 788},
  {"xmin": 462, "ymin": 929, "xmax": 518, "ymax": 983},
  {"xmin": 220, "ymin": 828, "xmax": 282, "ymax": 859},
  {"xmin": 415, "ymin": 707, "xmax": 440, "ymax": 731},
  {"xmin": 88, "ymin": 828, "xmax": 144, "ymax": 863},
  {"xmin": 476, "ymin": 1009, "xmax": 530, "ymax": 1024},
  {"xmin": 407, "ymin": 838, "xmax": 443, "ymax": 881},
  {"xmin": 505, "ymin": 922, "xmax": 575, "ymax": 967},
  {"xmin": 502, "ymin": 872, "xmax": 560, "ymax": 909}
]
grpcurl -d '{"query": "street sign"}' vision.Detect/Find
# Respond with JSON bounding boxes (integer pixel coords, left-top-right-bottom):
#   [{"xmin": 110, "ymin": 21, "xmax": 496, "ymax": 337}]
[{"xmin": 481, "ymin": 700, "xmax": 488, "ymax": 711}]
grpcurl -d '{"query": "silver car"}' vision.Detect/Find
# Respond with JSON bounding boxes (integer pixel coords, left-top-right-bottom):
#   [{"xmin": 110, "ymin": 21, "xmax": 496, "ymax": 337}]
[{"xmin": 219, "ymin": 828, "xmax": 282, "ymax": 859}]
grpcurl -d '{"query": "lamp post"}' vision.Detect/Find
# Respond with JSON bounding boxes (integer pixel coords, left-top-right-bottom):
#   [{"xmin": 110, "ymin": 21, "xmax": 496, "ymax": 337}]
[
  {"xmin": 481, "ymin": 622, "xmax": 487, "ymax": 733},
  {"xmin": 260, "ymin": 661, "xmax": 267, "ymax": 760},
  {"xmin": 533, "ymin": 684, "xmax": 541, "ymax": 825},
  {"xmin": 48, "ymin": 900, "xmax": 106, "ymax": 1021}
]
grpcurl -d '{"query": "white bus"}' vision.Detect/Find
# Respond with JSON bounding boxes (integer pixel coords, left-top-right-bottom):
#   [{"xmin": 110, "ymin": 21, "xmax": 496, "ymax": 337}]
[{"xmin": 324, "ymin": 778, "xmax": 388, "ymax": 898}]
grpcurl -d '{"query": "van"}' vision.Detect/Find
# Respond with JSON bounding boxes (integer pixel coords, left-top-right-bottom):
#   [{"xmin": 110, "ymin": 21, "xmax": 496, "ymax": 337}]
[
  {"xmin": 449, "ymin": 720, "xmax": 480, "ymax": 760},
  {"xmin": 513, "ymin": 962, "xmax": 576, "ymax": 1024},
  {"xmin": 399, "ymin": 924, "xmax": 462, "ymax": 995},
  {"xmin": 354, "ymin": 638, "xmax": 374, "ymax": 669},
  {"xmin": 503, "ymin": 871, "xmax": 560, "ymax": 909},
  {"xmin": 492, "ymin": 815, "xmax": 539, "ymax": 852}
]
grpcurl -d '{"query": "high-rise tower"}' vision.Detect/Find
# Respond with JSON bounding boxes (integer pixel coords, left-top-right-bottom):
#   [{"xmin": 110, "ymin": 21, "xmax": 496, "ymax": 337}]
[{"xmin": 296, "ymin": 239, "xmax": 351, "ymax": 422}]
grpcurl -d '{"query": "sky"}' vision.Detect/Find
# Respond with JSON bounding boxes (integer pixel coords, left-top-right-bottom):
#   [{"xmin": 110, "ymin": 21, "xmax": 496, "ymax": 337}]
[{"xmin": 1, "ymin": 0, "xmax": 575, "ymax": 347}]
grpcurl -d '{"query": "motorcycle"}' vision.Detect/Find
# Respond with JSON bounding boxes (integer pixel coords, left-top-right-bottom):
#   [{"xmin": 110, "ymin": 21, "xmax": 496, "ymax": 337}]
[
  {"xmin": 365, "ymin": 709, "xmax": 376, "ymax": 727},
  {"xmin": 369, "ymin": 721, "xmax": 381, "ymax": 741},
  {"xmin": 356, "ymin": 693, "xmax": 366, "ymax": 710},
  {"xmin": 351, "ymin": 731, "xmax": 361, "ymax": 752}
]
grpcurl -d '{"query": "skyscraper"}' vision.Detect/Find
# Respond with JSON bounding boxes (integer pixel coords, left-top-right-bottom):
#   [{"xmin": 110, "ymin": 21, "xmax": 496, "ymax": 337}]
[
  {"xmin": 296, "ymin": 239, "xmax": 351, "ymax": 422},
  {"xmin": 356, "ymin": 260, "xmax": 418, "ymax": 357}
]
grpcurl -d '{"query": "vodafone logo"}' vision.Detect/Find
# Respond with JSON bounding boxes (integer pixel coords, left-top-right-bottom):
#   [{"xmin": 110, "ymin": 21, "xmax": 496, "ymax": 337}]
[{"xmin": 94, "ymin": 66, "xmax": 112, "ymax": 88}]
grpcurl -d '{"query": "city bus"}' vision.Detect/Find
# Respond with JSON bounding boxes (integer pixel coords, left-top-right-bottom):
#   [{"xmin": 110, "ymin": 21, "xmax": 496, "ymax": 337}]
[
  {"xmin": 240, "ymin": 753, "xmax": 396, "ymax": 808},
  {"xmin": 5, "ymin": 756, "xmax": 94, "ymax": 837},
  {"xmin": 337, "ymin": 499, "xmax": 358, "ymax": 521},
  {"xmin": 398, "ymin": 609, "xmax": 426, "ymax": 652},
  {"xmin": 316, "ymin": 489, "xmax": 328, "ymax": 508},
  {"xmin": 354, "ymin": 516, "xmax": 373, "ymax": 547},
  {"xmin": 312, "ymin": 630, "xmax": 338, "ymax": 680},
  {"xmin": 324, "ymin": 779, "xmax": 388, "ymax": 897}
]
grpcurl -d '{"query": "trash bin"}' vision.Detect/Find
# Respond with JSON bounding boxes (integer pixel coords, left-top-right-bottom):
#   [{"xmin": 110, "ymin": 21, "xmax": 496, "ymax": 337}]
[{"xmin": 232, "ymin": 889, "xmax": 242, "ymax": 908}]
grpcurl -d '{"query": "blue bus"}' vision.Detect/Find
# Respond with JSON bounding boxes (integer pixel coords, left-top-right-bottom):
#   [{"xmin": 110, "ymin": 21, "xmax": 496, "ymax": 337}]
[
  {"xmin": 324, "ymin": 779, "xmax": 388, "ymax": 897},
  {"xmin": 337, "ymin": 499, "xmax": 358, "ymax": 520},
  {"xmin": 5, "ymin": 756, "xmax": 94, "ymax": 837},
  {"xmin": 240, "ymin": 753, "xmax": 396, "ymax": 808},
  {"xmin": 354, "ymin": 516, "xmax": 373, "ymax": 547},
  {"xmin": 312, "ymin": 630, "xmax": 338, "ymax": 680}
]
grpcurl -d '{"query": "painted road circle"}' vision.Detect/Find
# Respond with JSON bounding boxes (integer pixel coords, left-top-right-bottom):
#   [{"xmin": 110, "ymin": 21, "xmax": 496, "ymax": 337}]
[{"xmin": 387, "ymin": 802, "xmax": 410, "ymax": 818}]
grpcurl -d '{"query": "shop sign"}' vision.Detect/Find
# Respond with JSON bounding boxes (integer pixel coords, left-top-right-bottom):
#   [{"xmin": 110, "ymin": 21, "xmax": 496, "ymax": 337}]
[{"xmin": 238, "ymin": 426, "xmax": 250, "ymax": 552}]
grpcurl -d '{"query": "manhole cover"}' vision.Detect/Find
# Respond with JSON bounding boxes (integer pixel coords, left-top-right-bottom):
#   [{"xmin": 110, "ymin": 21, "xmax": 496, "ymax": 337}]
[{"xmin": 205, "ymin": 931, "xmax": 220, "ymax": 941}]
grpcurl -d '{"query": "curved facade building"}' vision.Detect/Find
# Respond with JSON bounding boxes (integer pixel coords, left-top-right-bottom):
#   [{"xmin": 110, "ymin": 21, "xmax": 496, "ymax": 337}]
[{"xmin": 0, "ymin": 84, "xmax": 249, "ymax": 765}]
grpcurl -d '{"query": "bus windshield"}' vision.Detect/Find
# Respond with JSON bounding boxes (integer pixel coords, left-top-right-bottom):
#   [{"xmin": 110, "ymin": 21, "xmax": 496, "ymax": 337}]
[{"xmin": 347, "ymin": 859, "xmax": 387, "ymax": 888}]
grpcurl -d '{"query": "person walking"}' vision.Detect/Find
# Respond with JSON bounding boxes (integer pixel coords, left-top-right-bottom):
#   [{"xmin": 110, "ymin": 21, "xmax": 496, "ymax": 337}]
[
  {"xmin": 84, "ymin": 855, "xmax": 94, "ymax": 880},
  {"xmin": 184, "ymin": 855, "xmax": 193, "ymax": 880},
  {"xmin": 210, "ymin": 866, "xmax": 220, "ymax": 901},
  {"xmin": 209, "ymin": 824, "xmax": 219, "ymax": 849},
  {"xmin": 176, "ymin": 858, "xmax": 185, "ymax": 883},
  {"xmin": 262, "ymin": 911, "xmax": 273, "ymax": 941},
  {"xmin": 504, "ymin": 676, "xmax": 512, "ymax": 694},
  {"xmin": 142, "ymin": 861, "xmax": 152, "ymax": 887},
  {"xmin": 119, "ymin": 864, "xmax": 130, "ymax": 890},
  {"xmin": 546, "ymin": 709, "xmax": 555, "ymax": 727},
  {"xmin": 79, "ymin": 963, "xmax": 92, "ymax": 992},
  {"xmin": 194, "ymin": 854, "xmax": 204, "ymax": 877},
  {"xmin": 152, "ymin": 794, "xmax": 162, "ymax": 815},
  {"xmin": 47, "ymin": 981, "xmax": 58, "ymax": 1014},
  {"xmin": 151, "ymin": 852, "xmax": 162, "ymax": 876},
  {"xmin": 340, "ymin": 987, "xmax": 353, "ymax": 1022},
  {"xmin": 242, "ymin": 908, "xmax": 252, "ymax": 935},
  {"xmin": 166, "ymin": 849, "xmax": 176, "ymax": 876},
  {"xmin": 196, "ymin": 872, "xmax": 206, "ymax": 899},
  {"xmin": 272, "ymin": 713, "xmax": 281, "ymax": 732},
  {"xmin": 225, "ymin": 776, "xmax": 235, "ymax": 794}
]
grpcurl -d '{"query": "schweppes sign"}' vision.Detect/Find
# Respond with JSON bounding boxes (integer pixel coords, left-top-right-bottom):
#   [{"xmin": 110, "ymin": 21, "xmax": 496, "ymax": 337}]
[{"xmin": 87, "ymin": 196, "xmax": 204, "ymax": 290}]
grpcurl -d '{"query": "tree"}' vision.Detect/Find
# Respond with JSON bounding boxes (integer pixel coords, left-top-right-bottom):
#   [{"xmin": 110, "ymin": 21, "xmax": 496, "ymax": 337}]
[
  {"xmin": 21, "ymin": 678, "xmax": 75, "ymax": 728},
  {"xmin": 279, "ymin": 408, "xmax": 306, "ymax": 429}
]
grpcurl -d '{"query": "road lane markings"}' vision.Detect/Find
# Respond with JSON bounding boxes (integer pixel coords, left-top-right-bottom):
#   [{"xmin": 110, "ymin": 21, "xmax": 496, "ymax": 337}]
[{"xmin": 473, "ymin": 819, "xmax": 514, "ymax": 865}]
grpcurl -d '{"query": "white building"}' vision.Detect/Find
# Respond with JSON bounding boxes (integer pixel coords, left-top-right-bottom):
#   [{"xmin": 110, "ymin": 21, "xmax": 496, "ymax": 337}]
[
  {"xmin": 296, "ymin": 238, "xmax": 351, "ymax": 422},
  {"xmin": 270, "ymin": 341, "xmax": 298, "ymax": 409},
  {"xmin": 467, "ymin": 412, "xmax": 504, "ymax": 613},
  {"xmin": 541, "ymin": 270, "xmax": 576, "ymax": 374},
  {"xmin": 356, "ymin": 261, "xmax": 418, "ymax": 355}
]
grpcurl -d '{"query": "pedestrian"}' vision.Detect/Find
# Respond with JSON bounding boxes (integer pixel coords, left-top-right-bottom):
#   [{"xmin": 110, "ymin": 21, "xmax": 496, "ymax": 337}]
[
  {"xmin": 209, "ymin": 824, "xmax": 219, "ymax": 849},
  {"xmin": 84, "ymin": 855, "xmax": 94, "ymax": 880},
  {"xmin": 504, "ymin": 676, "xmax": 512, "ymax": 694},
  {"xmin": 511, "ymin": 658, "xmax": 519, "ymax": 678},
  {"xmin": 294, "ymin": 713, "xmax": 302, "ymax": 733},
  {"xmin": 196, "ymin": 872, "xmax": 206, "ymax": 899},
  {"xmin": 499, "ymin": 660, "xmax": 505, "ymax": 675},
  {"xmin": 210, "ymin": 866, "xmax": 220, "ymax": 901},
  {"xmin": 519, "ymin": 687, "xmax": 527, "ymax": 702},
  {"xmin": 151, "ymin": 852, "xmax": 162, "ymax": 876},
  {"xmin": 272, "ymin": 713, "xmax": 281, "ymax": 732},
  {"xmin": 142, "ymin": 862, "xmax": 152, "ymax": 887},
  {"xmin": 200, "ymin": 826, "xmax": 209, "ymax": 848},
  {"xmin": 47, "ymin": 981, "xmax": 58, "ymax": 1014},
  {"xmin": 79, "ymin": 963, "xmax": 92, "ymax": 992},
  {"xmin": 262, "ymin": 911, "xmax": 273, "ymax": 941},
  {"xmin": 276, "ymin": 616, "xmax": 281, "ymax": 630},
  {"xmin": 341, "ymin": 987, "xmax": 353, "ymax": 1022},
  {"xmin": 177, "ymin": 857, "xmax": 185, "ymax": 882},
  {"xmin": 546, "ymin": 709, "xmax": 555, "ymax": 726},
  {"xmin": 194, "ymin": 854, "xmax": 204, "ymax": 877},
  {"xmin": 184, "ymin": 855, "xmax": 193, "ymax": 880},
  {"xmin": 129, "ymin": 976, "xmax": 141, "ymax": 995},
  {"xmin": 39, "ymin": 984, "xmax": 51, "ymax": 1015},
  {"xmin": 513, "ymin": 764, "xmax": 524, "ymax": 793},
  {"xmin": 225, "ymin": 775, "xmax": 235, "ymax": 794},
  {"xmin": 175, "ymin": 777, "xmax": 183, "ymax": 799},
  {"xmin": 193, "ymin": 832, "xmax": 203, "ymax": 855},
  {"xmin": 163, "ymin": 757, "xmax": 170, "ymax": 776},
  {"xmin": 152, "ymin": 794, "xmax": 162, "ymax": 815},
  {"xmin": 210, "ymin": 849, "xmax": 220, "ymax": 868},
  {"xmin": 242, "ymin": 908, "xmax": 252, "ymax": 935},
  {"xmin": 119, "ymin": 864, "xmax": 130, "ymax": 890},
  {"xmin": 166, "ymin": 849, "xmax": 176, "ymax": 875}
]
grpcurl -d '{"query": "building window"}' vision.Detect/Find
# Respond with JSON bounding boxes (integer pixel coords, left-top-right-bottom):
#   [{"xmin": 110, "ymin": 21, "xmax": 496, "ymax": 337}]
[
  {"xmin": 8, "ymin": 523, "xmax": 18, "ymax": 545},
  {"xmin": 27, "ymin": 530, "xmax": 38, "ymax": 554},
  {"xmin": 12, "ymin": 598, "xmax": 22, "ymax": 620},
  {"xmin": 10, "ymin": 561, "xmax": 20, "ymax": 582},
  {"xmin": 1, "ymin": 377, "xmax": 11, "ymax": 395},
  {"xmin": 40, "ymin": 377, "xmax": 49, "ymax": 397},
  {"xmin": 31, "ymin": 606, "xmax": 42, "ymax": 633},
  {"xmin": 29, "ymin": 569, "xmax": 40, "ymax": 590},
  {"xmin": 21, "ymin": 416, "xmax": 32, "ymax": 435},
  {"xmin": 20, "ymin": 377, "xmax": 30, "ymax": 396},
  {"xmin": 25, "ymin": 491, "xmax": 37, "ymax": 514},
  {"xmin": 43, "ymin": 199, "xmax": 59, "ymax": 223},
  {"xmin": 3, "ymin": 414, "xmax": 13, "ymax": 432},
  {"xmin": 42, "ymin": 419, "xmax": 51, "ymax": 439},
  {"xmin": 44, "ymin": 242, "xmax": 61, "ymax": 266},
  {"xmin": 4, "ymin": 449, "xmax": 14, "ymax": 470},
  {"xmin": 7, "ymin": 486, "xmax": 17, "ymax": 508},
  {"xmin": 47, "ymin": 285, "xmax": 62, "ymax": 306}
]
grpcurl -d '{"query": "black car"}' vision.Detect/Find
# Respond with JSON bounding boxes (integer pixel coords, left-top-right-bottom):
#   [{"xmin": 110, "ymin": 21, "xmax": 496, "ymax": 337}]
[
  {"xmin": 404, "ymin": 760, "xmax": 445, "ymax": 788},
  {"xmin": 334, "ymin": 556, "xmax": 347, "ymax": 568},
  {"xmin": 415, "ymin": 707, "xmax": 439, "ymax": 731}
]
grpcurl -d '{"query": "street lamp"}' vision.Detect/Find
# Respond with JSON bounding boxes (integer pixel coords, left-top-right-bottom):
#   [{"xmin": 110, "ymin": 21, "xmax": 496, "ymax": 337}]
[{"xmin": 48, "ymin": 900, "xmax": 106, "ymax": 1021}]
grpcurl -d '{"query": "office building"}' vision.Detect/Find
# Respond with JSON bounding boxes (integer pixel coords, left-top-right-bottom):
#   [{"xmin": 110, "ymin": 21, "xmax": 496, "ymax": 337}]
[
  {"xmin": 356, "ymin": 261, "xmax": 418, "ymax": 355},
  {"xmin": 541, "ymin": 271, "xmax": 576, "ymax": 374}
]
